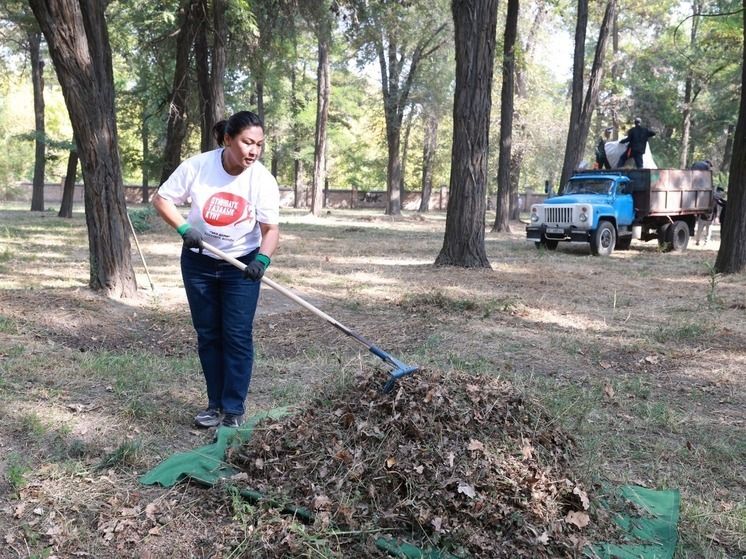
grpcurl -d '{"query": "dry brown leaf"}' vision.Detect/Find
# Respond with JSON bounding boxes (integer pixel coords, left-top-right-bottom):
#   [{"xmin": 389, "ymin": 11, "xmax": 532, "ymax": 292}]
[
  {"xmin": 573, "ymin": 486, "xmax": 590, "ymax": 510},
  {"xmin": 467, "ymin": 439, "xmax": 484, "ymax": 452},
  {"xmin": 565, "ymin": 510, "xmax": 590, "ymax": 528},
  {"xmin": 458, "ymin": 482, "xmax": 476, "ymax": 498},
  {"xmin": 604, "ymin": 384, "xmax": 615, "ymax": 399},
  {"xmin": 521, "ymin": 443, "xmax": 534, "ymax": 460}
]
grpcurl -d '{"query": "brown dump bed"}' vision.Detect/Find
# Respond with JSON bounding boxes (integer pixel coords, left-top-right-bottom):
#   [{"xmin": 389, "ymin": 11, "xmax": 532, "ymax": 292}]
[{"xmin": 627, "ymin": 169, "xmax": 713, "ymax": 216}]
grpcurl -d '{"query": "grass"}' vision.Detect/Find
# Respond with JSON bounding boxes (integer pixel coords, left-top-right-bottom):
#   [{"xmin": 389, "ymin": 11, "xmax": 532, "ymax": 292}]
[{"xmin": 0, "ymin": 204, "xmax": 743, "ymax": 558}]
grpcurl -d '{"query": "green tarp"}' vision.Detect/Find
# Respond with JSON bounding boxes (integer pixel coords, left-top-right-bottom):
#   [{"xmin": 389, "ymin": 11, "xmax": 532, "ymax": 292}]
[
  {"xmin": 140, "ymin": 410, "xmax": 679, "ymax": 559},
  {"xmin": 588, "ymin": 485, "xmax": 680, "ymax": 559}
]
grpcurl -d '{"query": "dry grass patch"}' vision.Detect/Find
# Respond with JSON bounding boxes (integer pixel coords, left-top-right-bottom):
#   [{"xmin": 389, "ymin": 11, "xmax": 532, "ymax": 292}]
[{"xmin": 0, "ymin": 205, "xmax": 743, "ymax": 558}]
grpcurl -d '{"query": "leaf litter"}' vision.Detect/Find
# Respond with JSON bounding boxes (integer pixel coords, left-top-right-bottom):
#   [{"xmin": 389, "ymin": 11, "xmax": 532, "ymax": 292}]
[{"xmin": 226, "ymin": 367, "xmax": 595, "ymax": 557}]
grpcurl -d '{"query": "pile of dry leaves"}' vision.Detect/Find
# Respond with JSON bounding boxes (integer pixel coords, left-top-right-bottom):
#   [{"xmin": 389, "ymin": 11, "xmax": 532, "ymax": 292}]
[{"xmin": 226, "ymin": 368, "xmax": 595, "ymax": 558}]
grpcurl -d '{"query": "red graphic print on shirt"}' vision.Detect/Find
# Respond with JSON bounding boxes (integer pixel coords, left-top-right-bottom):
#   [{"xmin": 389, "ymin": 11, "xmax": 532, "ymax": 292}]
[{"xmin": 203, "ymin": 193, "xmax": 253, "ymax": 227}]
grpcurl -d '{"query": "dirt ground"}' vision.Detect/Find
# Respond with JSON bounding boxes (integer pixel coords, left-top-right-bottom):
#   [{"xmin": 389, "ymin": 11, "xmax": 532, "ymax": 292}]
[{"xmin": 0, "ymin": 206, "xmax": 744, "ymax": 558}]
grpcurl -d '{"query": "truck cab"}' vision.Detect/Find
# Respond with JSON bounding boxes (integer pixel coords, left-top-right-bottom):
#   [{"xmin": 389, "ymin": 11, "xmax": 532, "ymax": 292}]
[{"xmin": 526, "ymin": 173, "xmax": 634, "ymax": 256}]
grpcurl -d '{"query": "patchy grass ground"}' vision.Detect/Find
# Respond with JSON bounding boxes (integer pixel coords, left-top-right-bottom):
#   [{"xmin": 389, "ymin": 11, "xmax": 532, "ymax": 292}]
[{"xmin": 0, "ymin": 203, "xmax": 744, "ymax": 558}]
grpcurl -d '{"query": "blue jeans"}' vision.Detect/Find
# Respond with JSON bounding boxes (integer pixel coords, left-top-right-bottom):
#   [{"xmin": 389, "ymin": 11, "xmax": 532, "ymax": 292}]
[{"xmin": 181, "ymin": 248, "xmax": 261, "ymax": 416}]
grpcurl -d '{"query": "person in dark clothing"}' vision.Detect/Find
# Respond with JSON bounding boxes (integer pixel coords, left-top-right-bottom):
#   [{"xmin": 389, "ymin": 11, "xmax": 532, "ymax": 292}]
[
  {"xmin": 715, "ymin": 187, "xmax": 727, "ymax": 227},
  {"xmin": 617, "ymin": 118, "xmax": 656, "ymax": 168},
  {"xmin": 595, "ymin": 126, "xmax": 613, "ymax": 169},
  {"xmin": 691, "ymin": 160, "xmax": 713, "ymax": 170}
]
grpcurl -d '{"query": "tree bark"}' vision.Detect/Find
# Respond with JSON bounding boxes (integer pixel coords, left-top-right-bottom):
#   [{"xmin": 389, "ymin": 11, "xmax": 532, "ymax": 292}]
[
  {"xmin": 29, "ymin": 0, "xmax": 137, "ymax": 298},
  {"xmin": 375, "ymin": 24, "xmax": 445, "ymax": 216},
  {"xmin": 492, "ymin": 0, "xmax": 519, "ymax": 233},
  {"xmin": 419, "ymin": 111, "xmax": 439, "ymax": 212},
  {"xmin": 310, "ymin": 36, "xmax": 330, "ymax": 217},
  {"xmin": 679, "ymin": 2, "xmax": 701, "ymax": 168},
  {"xmin": 559, "ymin": 0, "xmax": 615, "ymax": 191},
  {"xmin": 58, "ymin": 145, "xmax": 78, "ymax": 218},
  {"xmin": 29, "ymin": 30, "xmax": 45, "ymax": 212},
  {"xmin": 195, "ymin": 0, "xmax": 225, "ymax": 152},
  {"xmin": 714, "ymin": 0, "xmax": 746, "ymax": 274},
  {"xmin": 435, "ymin": 0, "xmax": 497, "ymax": 268},
  {"xmin": 400, "ymin": 111, "xmax": 413, "ymax": 202},
  {"xmin": 721, "ymin": 124, "xmax": 734, "ymax": 174},
  {"xmin": 208, "ymin": 0, "xmax": 226, "ymax": 149},
  {"xmin": 159, "ymin": 0, "xmax": 198, "ymax": 185}
]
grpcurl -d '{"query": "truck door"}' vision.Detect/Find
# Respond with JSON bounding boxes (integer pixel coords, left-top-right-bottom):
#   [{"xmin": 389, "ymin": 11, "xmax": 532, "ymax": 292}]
[{"xmin": 615, "ymin": 180, "xmax": 635, "ymax": 226}]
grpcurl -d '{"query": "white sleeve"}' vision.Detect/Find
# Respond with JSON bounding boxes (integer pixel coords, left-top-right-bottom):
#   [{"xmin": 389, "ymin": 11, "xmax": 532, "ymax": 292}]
[
  {"xmin": 255, "ymin": 174, "xmax": 280, "ymax": 225},
  {"xmin": 156, "ymin": 160, "xmax": 194, "ymax": 205}
]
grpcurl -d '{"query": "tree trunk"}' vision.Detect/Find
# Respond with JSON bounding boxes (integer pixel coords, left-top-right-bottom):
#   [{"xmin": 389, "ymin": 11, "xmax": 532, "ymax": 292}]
[
  {"xmin": 509, "ymin": 150, "xmax": 522, "ymax": 220},
  {"xmin": 400, "ymin": 111, "xmax": 413, "ymax": 203},
  {"xmin": 492, "ymin": 0, "xmax": 519, "ymax": 233},
  {"xmin": 204, "ymin": 0, "xmax": 226, "ymax": 150},
  {"xmin": 379, "ymin": 36, "xmax": 403, "ymax": 216},
  {"xmin": 29, "ymin": 0, "xmax": 137, "ymax": 298},
  {"xmin": 194, "ymin": 0, "xmax": 225, "ymax": 152},
  {"xmin": 310, "ymin": 36, "xmax": 330, "ymax": 217},
  {"xmin": 721, "ymin": 124, "xmax": 734, "ymax": 174},
  {"xmin": 419, "ymin": 111, "xmax": 439, "ymax": 212},
  {"xmin": 559, "ymin": 0, "xmax": 615, "ymax": 191},
  {"xmin": 679, "ymin": 3, "xmax": 701, "ymax": 168},
  {"xmin": 714, "ymin": 1, "xmax": 746, "ymax": 274},
  {"xmin": 375, "ymin": 24, "xmax": 445, "ymax": 216},
  {"xmin": 29, "ymin": 30, "xmax": 45, "ymax": 212},
  {"xmin": 159, "ymin": 0, "xmax": 197, "ymax": 185},
  {"xmin": 291, "ymin": 41, "xmax": 306, "ymax": 209},
  {"xmin": 435, "ymin": 0, "xmax": 497, "ymax": 268},
  {"xmin": 58, "ymin": 145, "xmax": 78, "ymax": 218}
]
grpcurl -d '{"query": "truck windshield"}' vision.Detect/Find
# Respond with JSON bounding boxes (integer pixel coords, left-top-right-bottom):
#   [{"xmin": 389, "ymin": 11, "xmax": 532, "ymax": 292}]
[{"xmin": 564, "ymin": 179, "xmax": 615, "ymax": 195}]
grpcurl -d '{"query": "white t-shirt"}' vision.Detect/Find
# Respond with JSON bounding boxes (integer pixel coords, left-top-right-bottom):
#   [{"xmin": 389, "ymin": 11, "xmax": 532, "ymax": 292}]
[{"xmin": 157, "ymin": 149, "xmax": 280, "ymax": 258}]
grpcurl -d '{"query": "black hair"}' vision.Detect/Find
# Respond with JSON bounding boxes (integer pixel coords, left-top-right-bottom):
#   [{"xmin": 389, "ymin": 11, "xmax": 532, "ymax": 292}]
[{"xmin": 213, "ymin": 111, "xmax": 264, "ymax": 147}]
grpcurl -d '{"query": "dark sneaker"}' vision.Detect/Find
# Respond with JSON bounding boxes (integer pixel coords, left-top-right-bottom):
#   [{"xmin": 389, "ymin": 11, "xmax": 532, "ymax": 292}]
[
  {"xmin": 221, "ymin": 413, "xmax": 243, "ymax": 428},
  {"xmin": 194, "ymin": 408, "xmax": 222, "ymax": 428}
]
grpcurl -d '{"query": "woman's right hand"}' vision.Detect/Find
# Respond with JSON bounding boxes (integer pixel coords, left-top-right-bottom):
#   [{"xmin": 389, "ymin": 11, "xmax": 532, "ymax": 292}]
[{"xmin": 181, "ymin": 226, "xmax": 204, "ymax": 253}]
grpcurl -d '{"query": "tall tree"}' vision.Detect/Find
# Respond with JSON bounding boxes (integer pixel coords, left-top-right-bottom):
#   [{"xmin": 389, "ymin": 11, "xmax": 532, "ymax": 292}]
[
  {"xmin": 58, "ymin": 141, "xmax": 78, "ymax": 218},
  {"xmin": 28, "ymin": 0, "xmax": 137, "ymax": 298},
  {"xmin": 195, "ymin": 0, "xmax": 226, "ymax": 151},
  {"xmin": 714, "ymin": 0, "xmax": 745, "ymax": 274},
  {"xmin": 299, "ymin": 0, "xmax": 335, "ymax": 217},
  {"xmin": 435, "ymin": 0, "xmax": 498, "ymax": 268},
  {"xmin": 159, "ymin": 0, "xmax": 200, "ymax": 185},
  {"xmin": 492, "ymin": 0, "xmax": 519, "ymax": 233},
  {"xmin": 347, "ymin": 0, "xmax": 448, "ymax": 215},
  {"xmin": 558, "ymin": 0, "xmax": 615, "ymax": 191},
  {"xmin": 678, "ymin": 1, "xmax": 702, "ymax": 168},
  {"xmin": 28, "ymin": 28, "xmax": 45, "ymax": 212}
]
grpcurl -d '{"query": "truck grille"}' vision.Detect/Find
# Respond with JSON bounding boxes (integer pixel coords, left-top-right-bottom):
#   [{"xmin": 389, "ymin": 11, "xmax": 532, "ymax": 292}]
[{"xmin": 544, "ymin": 207, "xmax": 573, "ymax": 225}]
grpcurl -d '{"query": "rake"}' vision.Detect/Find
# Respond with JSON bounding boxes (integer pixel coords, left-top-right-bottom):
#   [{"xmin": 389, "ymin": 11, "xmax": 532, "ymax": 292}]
[{"xmin": 200, "ymin": 241, "xmax": 418, "ymax": 393}]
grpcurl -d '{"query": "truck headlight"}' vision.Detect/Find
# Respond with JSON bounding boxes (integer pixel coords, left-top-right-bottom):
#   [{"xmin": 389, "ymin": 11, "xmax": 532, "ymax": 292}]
[
  {"xmin": 531, "ymin": 211, "xmax": 539, "ymax": 222},
  {"xmin": 579, "ymin": 212, "xmax": 588, "ymax": 222}
]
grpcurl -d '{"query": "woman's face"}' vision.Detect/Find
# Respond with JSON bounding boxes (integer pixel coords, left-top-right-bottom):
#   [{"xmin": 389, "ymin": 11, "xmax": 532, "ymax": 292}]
[{"xmin": 223, "ymin": 125, "xmax": 264, "ymax": 174}]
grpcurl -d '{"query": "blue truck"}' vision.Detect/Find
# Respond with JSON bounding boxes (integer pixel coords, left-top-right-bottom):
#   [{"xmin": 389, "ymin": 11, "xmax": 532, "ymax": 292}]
[{"xmin": 525, "ymin": 169, "xmax": 714, "ymax": 256}]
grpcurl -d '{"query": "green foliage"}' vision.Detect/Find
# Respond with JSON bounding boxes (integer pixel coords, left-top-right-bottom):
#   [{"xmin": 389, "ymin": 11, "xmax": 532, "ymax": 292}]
[
  {"xmin": 128, "ymin": 205, "xmax": 156, "ymax": 233},
  {"xmin": 96, "ymin": 439, "xmax": 144, "ymax": 470},
  {"xmin": 5, "ymin": 452, "xmax": 30, "ymax": 497},
  {"xmin": 704, "ymin": 261, "xmax": 723, "ymax": 309},
  {"xmin": 1, "ymin": 0, "xmax": 742, "ymax": 206}
]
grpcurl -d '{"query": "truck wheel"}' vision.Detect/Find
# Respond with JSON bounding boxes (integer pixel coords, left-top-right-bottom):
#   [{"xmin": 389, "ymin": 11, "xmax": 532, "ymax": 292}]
[
  {"xmin": 668, "ymin": 221, "xmax": 690, "ymax": 251},
  {"xmin": 658, "ymin": 223, "xmax": 672, "ymax": 250},
  {"xmin": 615, "ymin": 236, "xmax": 632, "ymax": 250},
  {"xmin": 590, "ymin": 221, "xmax": 616, "ymax": 256}
]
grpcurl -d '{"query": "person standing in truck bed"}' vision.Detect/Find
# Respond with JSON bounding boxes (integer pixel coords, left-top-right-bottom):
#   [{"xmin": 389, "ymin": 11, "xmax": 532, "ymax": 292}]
[
  {"xmin": 595, "ymin": 126, "xmax": 614, "ymax": 169},
  {"xmin": 617, "ymin": 117, "xmax": 656, "ymax": 169}
]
